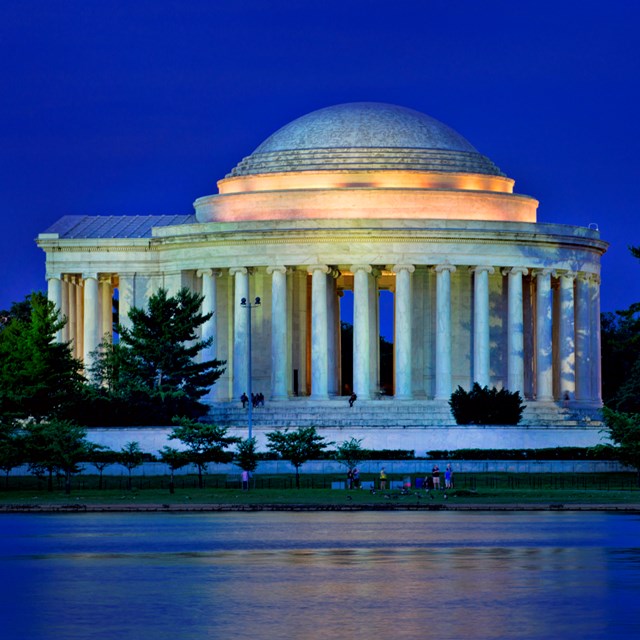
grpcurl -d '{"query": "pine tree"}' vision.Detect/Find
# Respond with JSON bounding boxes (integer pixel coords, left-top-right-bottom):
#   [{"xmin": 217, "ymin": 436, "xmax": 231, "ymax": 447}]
[
  {"xmin": 88, "ymin": 287, "xmax": 225, "ymax": 424},
  {"xmin": 0, "ymin": 293, "xmax": 83, "ymax": 421}
]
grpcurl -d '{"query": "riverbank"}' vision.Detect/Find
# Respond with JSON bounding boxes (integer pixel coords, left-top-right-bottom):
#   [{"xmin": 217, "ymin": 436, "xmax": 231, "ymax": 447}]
[{"xmin": 3, "ymin": 502, "xmax": 640, "ymax": 513}]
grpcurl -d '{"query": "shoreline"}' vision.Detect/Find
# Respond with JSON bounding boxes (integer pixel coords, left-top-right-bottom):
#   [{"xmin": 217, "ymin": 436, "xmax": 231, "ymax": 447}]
[{"xmin": 2, "ymin": 503, "xmax": 640, "ymax": 513}]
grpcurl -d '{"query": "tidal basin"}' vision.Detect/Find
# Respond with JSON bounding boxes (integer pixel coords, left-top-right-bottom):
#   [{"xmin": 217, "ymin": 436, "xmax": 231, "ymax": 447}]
[{"xmin": 2, "ymin": 511, "xmax": 639, "ymax": 639}]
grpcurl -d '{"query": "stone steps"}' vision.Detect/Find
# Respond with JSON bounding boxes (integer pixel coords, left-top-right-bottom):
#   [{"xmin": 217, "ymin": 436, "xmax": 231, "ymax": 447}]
[{"xmin": 205, "ymin": 401, "xmax": 600, "ymax": 430}]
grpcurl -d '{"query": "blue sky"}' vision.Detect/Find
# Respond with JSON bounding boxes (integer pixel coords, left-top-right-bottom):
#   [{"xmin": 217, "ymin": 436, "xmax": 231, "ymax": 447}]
[{"xmin": 1, "ymin": 0, "xmax": 639, "ymax": 313}]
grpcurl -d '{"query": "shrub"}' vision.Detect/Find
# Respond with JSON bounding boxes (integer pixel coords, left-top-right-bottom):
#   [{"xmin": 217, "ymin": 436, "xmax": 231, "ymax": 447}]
[
  {"xmin": 449, "ymin": 383, "xmax": 525, "ymax": 425},
  {"xmin": 426, "ymin": 446, "xmax": 619, "ymax": 460}
]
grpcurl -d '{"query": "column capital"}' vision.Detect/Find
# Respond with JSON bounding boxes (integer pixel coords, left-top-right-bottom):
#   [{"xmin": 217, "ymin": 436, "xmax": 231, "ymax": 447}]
[
  {"xmin": 45, "ymin": 272, "xmax": 62, "ymax": 281},
  {"xmin": 307, "ymin": 264, "xmax": 330, "ymax": 275},
  {"xmin": 350, "ymin": 264, "xmax": 372, "ymax": 274},
  {"xmin": 82, "ymin": 273, "xmax": 98, "ymax": 281},
  {"xmin": 392, "ymin": 264, "xmax": 415, "ymax": 274},
  {"xmin": 501, "ymin": 266, "xmax": 529, "ymax": 277},
  {"xmin": 197, "ymin": 268, "xmax": 222, "ymax": 278},
  {"xmin": 229, "ymin": 267, "xmax": 249, "ymax": 277},
  {"xmin": 469, "ymin": 265, "xmax": 495, "ymax": 275},
  {"xmin": 576, "ymin": 271, "xmax": 594, "ymax": 283},
  {"xmin": 98, "ymin": 274, "xmax": 114, "ymax": 285},
  {"xmin": 266, "ymin": 265, "xmax": 288, "ymax": 276},
  {"xmin": 434, "ymin": 263, "xmax": 456, "ymax": 274},
  {"xmin": 532, "ymin": 268, "xmax": 554, "ymax": 278},
  {"xmin": 554, "ymin": 270, "xmax": 577, "ymax": 281}
]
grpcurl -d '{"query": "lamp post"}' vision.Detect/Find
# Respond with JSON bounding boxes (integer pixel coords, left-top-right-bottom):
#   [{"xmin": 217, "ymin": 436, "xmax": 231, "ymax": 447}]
[{"xmin": 240, "ymin": 296, "xmax": 261, "ymax": 440}]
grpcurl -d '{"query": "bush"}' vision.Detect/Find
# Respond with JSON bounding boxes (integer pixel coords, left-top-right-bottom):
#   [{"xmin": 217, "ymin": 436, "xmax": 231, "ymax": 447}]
[
  {"xmin": 324, "ymin": 449, "xmax": 415, "ymax": 461},
  {"xmin": 426, "ymin": 446, "xmax": 619, "ymax": 460},
  {"xmin": 449, "ymin": 383, "xmax": 525, "ymax": 425}
]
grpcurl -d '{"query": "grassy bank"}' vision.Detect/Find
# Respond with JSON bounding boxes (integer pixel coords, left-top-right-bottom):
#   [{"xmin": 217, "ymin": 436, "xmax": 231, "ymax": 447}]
[{"xmin": 1, "ymin": 472, "xmax": 639, "ymax": 508}]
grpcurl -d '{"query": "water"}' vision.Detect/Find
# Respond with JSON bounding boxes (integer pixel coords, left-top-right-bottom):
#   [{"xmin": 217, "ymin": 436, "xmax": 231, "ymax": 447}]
[{"xmin": 1, "ymin": 511, "xmax": 640, "ymax": 639}]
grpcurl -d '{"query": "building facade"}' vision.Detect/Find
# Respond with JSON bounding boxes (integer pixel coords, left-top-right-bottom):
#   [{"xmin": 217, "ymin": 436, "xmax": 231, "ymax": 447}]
[{"xmin": 38, "ymin": 103, "xmax": 607, "ymax": 432}]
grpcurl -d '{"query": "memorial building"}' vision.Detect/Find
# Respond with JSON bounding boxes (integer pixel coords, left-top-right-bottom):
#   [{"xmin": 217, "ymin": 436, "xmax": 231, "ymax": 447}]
[{"xmin": 38, "ymin": 103, "xmax": 607, "ymax": 450}]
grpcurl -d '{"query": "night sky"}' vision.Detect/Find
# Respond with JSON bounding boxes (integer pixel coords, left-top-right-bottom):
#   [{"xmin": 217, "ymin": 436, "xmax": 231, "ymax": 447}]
[{"xmin": 2, "ymin": 1, "xmax": 639, "ymax": 314}]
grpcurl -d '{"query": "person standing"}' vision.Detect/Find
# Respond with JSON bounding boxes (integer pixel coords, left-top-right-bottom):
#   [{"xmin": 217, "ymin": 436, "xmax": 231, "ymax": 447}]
[
  {"xmin": 379, "ymin": 467, "xmax": 387, "ymax": 490},
  {"xmin": 353, "ymin": 467, "xmax": 360, "ymax": 489},
  {"xmin": 445, "ymin": 464, "xmax": 453, "ymax": 489},
  {"xmin": 432, "ymin": 464, "xmax": 441, "ymax": 490}
]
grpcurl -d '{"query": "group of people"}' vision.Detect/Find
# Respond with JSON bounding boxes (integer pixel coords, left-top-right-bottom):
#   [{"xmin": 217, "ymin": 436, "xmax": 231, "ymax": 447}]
[
  {"xmin": 240, "ymin": 392, "xmax": 265, "ymax": 408},
  {"xmin": 376, "ymin": 465, "xmax": 453, "ymax": 491},
  {"xmin": 346, "ymin": 467, "xmax": 360, "ymax": 489},
  {"xmin": 425, "ymin": 464, "xmax": 454, "ymax": 490}
]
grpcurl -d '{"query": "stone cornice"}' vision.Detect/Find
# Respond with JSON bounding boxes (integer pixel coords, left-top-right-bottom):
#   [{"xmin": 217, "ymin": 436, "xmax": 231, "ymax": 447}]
[{"xmin": 38, "ymin": 222, "xmax": 609, "ymax": 258}]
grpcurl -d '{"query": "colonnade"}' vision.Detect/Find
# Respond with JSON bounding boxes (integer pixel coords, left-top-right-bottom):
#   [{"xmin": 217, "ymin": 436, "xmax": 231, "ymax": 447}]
[{"xmin": 46, "ymin": 262, "xmax": 602, "ymax": 406}]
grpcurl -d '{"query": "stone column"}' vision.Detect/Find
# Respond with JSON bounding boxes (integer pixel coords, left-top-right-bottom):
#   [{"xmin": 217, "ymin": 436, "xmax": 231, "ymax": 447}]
[
  {"xmin": 75, "ymin": 277, "xmax": 84, "ymax": 360},
  {"xmin": 60, "ymin": 276, "xmax": 70, "ymax": 342},
  {"xmin": 557, "ymin": 271, "xmax": 576, "ymax": 401},
  {"xmin": 590, "ymin": 275, "xmax": 602, "ymax": 404},
  {"xmin": 434, "ymin": 264, "xmax": 456, "ymax": 400},
  {"xmin": 47, "ymin": 274, "xmax": 63, "ymax": 343},
  {"xmin": 535, "ymin": 269, "xmax": 554, "ymax": 401},
  {"xmin": 308, "ymin": 265, "xmax": 330, "ymax": 399},
  {"xmin": 369, "ymin": 268, "xmax": 381, "ymax": 396},
  {"xmin": 198, "ymin": 269, "xmax": 220, "ymax": 364},
  {"xmin": 503, "ymin": 267, "xmax": 528, "ymax": 393},
  {"xmin": 268, "ymin": 266, "xmax": 288, "ymax": 400},
  {"xmin": 575, "ymin": 273, "xmax": 591, "ymax": 402},
  {"xmin": 118, "ymin": 273, "xmax": 135, "ymax": 333},
  {"xmin": 99, "ymin": 275, "xmax": 113, "ymax": 344},
  {"xmin": 326, "ymin": 270, "xmax": 340, "ymax": 397},
  {"xmin": 65, "ymin": 276, "xmax": 77, "ymax": 352},
  {"xmin": 393, "ymin": 264, "xmax": 415, "ymax": 399},
  {"xmin": 230, "ymin": 267, "xmax": 250, "ymax": 401},
  {"xmin": 83, "ymin": 274, "xmax": 99, "ymax": 366},
  {"xmin": 352, "ymin": 264, "xmax": 372, "ymax": 399},
  {"xmin": 472, "ymin": 266, "xmax": 494, "ymax": 387}
]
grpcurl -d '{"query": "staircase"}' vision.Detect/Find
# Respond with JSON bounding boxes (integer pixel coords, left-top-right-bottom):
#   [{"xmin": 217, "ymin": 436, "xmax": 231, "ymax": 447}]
[{"xmin": 205, "ymin": 399, "xmax": 601, "ymax": 430}]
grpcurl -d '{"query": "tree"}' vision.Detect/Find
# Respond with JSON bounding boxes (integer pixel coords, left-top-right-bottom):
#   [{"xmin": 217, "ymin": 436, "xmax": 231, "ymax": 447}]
[
  {"xmin": 234, "ymin": 437, "xmax": 259, "ymax": 484},
  {"xmin": 86, "ymin": 444, "xmax": 119, "ymax": 490},
  {"xmin": 0, "ymin": 420, "xmax": 25, "ymax": 488},
  {"xmin": 24, "ymin": 419, "xmax": 90, "ymax": 494},
  {"xmin": 334, "ymin": 437, "xmax": 365, "ymax": 473},
  {"xmin": 266, "ymin": 426, "xmax": 332, "ymax": 488},
  {"xmin": 118, "ymin": 441, "xmax": 146, "ymax": 490},
  {"xmin": 87, "ymin": 288, "xmax": 226, "ymax": 424},
  {"xmin": 0, "ymin": 293, "xmax": 83, "ymax": 421},
  {"xmin": 601, "ymin": 245, "xmax": 640, "ymax": 411},
  {"xmin": 168, "ymin": 417, "xmax": 239, "ymax": 488},
  {"xmin": 158, "ymin": 446, "xmax": 190, "ymax": 494},
  {"xmin": 603, "ymin": 407, "xmax": 640, "ymax": 486}
]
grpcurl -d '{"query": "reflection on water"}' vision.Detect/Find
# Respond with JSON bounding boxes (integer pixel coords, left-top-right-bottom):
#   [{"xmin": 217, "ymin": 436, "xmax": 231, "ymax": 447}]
[{"xmin": 1, "ymin": 512, "xmax": 639, "ymax": 639}]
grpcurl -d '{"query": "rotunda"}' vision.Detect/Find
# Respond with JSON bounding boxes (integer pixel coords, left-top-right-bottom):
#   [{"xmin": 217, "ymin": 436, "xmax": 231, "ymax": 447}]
[{"xmin": 38, "ymin": 102, "xmax": 608, "ymax": 450}]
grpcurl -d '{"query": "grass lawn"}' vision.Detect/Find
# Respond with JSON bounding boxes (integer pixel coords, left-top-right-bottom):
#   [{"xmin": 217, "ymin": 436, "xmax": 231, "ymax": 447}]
[{"xmin": 1, "ymin": 472, "xmax": 639, "ymax": 508}]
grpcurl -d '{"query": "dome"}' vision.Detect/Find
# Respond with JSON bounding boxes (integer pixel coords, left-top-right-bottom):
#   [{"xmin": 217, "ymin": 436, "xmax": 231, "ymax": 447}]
[{"xmin": 227, "ymin": 102, "xmax": 504, "ymax": 177}]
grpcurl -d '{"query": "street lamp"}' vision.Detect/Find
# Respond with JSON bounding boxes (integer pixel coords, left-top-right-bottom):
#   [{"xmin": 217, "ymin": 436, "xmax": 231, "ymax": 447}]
[{"xmin": 240, "ymin": 296, "xmax": 261, "ymax": 440}]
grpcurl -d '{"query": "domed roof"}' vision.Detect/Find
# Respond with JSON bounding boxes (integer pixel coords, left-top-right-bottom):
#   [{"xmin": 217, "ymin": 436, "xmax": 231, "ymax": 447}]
[
  {"xmin": 228, "ymin": 102, "xmax": 504, "ymax": 177},
  {"xmin": 255, "ymin": 102, "xmax": 477, "ymax": 153}
]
